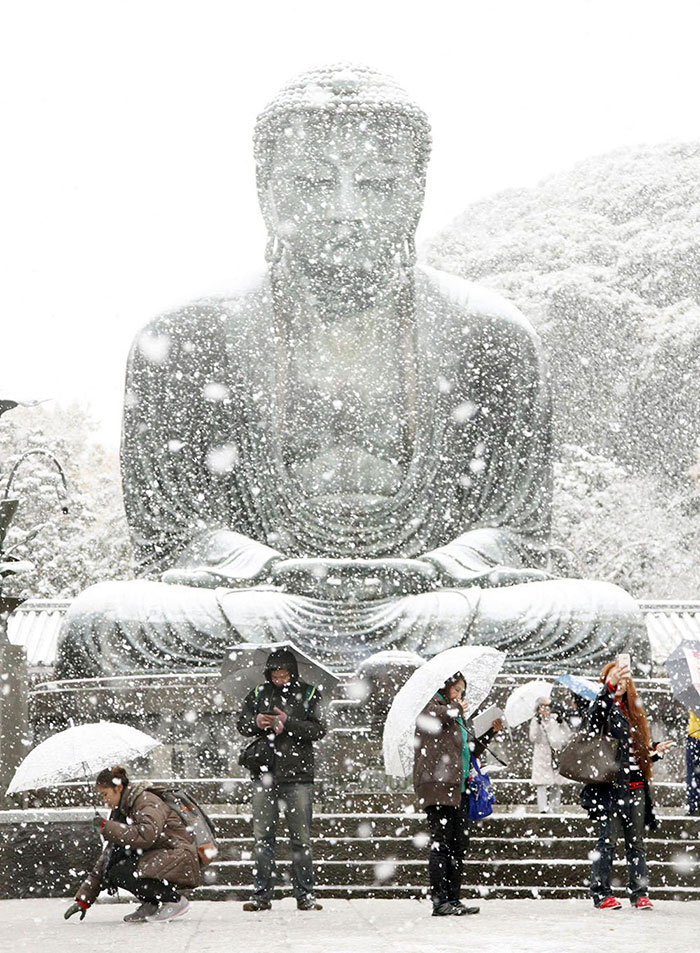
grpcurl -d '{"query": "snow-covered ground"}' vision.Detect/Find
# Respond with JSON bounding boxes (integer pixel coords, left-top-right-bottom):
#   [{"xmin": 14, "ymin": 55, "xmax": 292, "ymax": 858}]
[{"xmin": 5, "ymin": 898, "xmax": 695, "ymax": 953}]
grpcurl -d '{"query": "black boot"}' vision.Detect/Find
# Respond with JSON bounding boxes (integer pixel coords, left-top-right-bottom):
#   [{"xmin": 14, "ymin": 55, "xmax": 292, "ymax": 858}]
[
  {"xmin": 243, "ymin": 899, "xmax": 272, "ymax": 912},
  {"xmin": 450, "ymin": 900, "xmax": 480, "ymax": 916},
  {"xmin": 432, "ymin": 901, "xmax": 457, "ymax": 916}
]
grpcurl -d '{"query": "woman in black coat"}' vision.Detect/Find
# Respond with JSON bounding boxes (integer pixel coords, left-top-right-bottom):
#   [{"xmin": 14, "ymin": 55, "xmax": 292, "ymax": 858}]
[{"xmin": 582, "ymin": 660, "xmax": 674, "ymax": 911}]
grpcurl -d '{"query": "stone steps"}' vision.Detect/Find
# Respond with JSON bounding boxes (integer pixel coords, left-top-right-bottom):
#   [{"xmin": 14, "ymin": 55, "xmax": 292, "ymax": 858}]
[
  {"xmin": 204, "ymin": 809, "xmax": 700, "ymax": 840},
  {"xmin": 201, "ymin": 856, "xmax": 700, "ymax": 889},
  {"xmin": 193, "ymin": 883, "xmax": 700, "ymax": 902},
  {"xmin": 3, "ymin": 806, "xmax": 698, "ymax": 900},
  {"xmin": 23, "ymin": 776, "xmax": 691, "ymax": 810},
  {"xmin": 215, "ymin": 834, "xmax": 699, "ymax": 863}
]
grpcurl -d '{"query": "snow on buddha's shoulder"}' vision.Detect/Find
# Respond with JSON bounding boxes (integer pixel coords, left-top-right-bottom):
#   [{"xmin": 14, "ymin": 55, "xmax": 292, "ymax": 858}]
[
  {"xmin": 139, "ymin": 271, "xmax": 268, "ymax": 336},
  {"xmin": 419, "ymin": 263, "xmax": 538, "ymax": 339}
]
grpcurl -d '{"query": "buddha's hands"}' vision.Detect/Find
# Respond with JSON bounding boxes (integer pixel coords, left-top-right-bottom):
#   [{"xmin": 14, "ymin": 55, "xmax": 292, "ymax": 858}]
[
  {"xmin": 161, "ymin": 567, "xmax": 245, "ymax": 588},
  {"xmin": 269, "ymin": 557, "xmax": 438, "ymax": 600},
  {"xmin": 420, "ymin": 529, "xmax": 554, "ymax": 590}
]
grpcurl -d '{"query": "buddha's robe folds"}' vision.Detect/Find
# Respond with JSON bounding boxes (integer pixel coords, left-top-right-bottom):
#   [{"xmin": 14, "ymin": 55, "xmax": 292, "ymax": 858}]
[{"xmin": 56, "ymin": 266, "xmax": 648, "ymax": 677}]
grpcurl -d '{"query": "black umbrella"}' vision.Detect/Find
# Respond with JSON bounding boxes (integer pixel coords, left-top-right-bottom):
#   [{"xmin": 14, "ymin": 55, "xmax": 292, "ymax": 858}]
[
  {"xmin": 665, "ymin": 639, "xmax": 700, "ymax": 710},
  {"xmin": 219, "ymin": 640, "xmax": 339, "ymax": 700}
]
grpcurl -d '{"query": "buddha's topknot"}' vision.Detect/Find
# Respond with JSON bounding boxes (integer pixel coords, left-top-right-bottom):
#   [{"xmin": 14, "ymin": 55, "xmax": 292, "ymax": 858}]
[{"xmin": 254, "ymin": 63, "xmax": 432, "ymax": 183}]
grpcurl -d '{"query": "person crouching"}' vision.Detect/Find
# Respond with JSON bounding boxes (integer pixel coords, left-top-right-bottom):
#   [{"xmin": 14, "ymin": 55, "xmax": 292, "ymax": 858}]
[{"xmin": 64, "ymin": 765, "xmax": 200, "ymax": 923}]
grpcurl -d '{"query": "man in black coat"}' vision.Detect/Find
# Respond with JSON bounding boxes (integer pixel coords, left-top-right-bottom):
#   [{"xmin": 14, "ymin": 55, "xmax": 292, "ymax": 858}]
[{"xmin": 236, "ymin": 647, "xmax": 326, "ymax": 911}]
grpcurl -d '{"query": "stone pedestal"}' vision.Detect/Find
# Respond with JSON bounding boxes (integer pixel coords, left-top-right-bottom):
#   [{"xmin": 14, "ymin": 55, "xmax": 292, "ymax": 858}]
[{"xmin": 0, "ymin": 641, "xmax": 29, "ymax": 807}]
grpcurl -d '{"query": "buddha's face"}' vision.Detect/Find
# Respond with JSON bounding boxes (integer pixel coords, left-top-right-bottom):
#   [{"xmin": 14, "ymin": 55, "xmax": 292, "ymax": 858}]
[{"xmin": 262, "ymin": 114, "xmax": 424, "ymax": 275}]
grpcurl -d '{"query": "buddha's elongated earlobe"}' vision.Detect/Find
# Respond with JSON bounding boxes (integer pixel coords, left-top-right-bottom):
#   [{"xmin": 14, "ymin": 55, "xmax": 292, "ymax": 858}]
[
  {"xmin": 400, "ymin": 236, "xmax": 417, "ymax": 270},
  {"xmin": 265, "ymin": 234, "xmax": 282, "ymax": 264}
]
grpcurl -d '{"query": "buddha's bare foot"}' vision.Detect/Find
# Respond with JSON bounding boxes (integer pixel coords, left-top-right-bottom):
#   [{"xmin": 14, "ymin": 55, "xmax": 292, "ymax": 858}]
[
  {"xmin": 432, "ymin": 564, "xmax": 554, "ymax": 589},
  {"xmin": 161, "ymin": 568, "xmax": 231, "ymax": 588}
]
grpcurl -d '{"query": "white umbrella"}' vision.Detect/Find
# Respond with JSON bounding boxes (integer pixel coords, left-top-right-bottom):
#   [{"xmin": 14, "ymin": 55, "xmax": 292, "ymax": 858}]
[
  {"xmin": 382, "ymin": 645, "xmax": 506, "ymax": 777},
  {"xmin": 6, "ymin": 721, "xmax": 162, "ymax": 794},
  {"xmin": 219, "ymin": 640, "xmax": 339, "ymax": 699},
  {"xmin": 504, "ymin": 680, "xmax": 553, "ymax": 728}
]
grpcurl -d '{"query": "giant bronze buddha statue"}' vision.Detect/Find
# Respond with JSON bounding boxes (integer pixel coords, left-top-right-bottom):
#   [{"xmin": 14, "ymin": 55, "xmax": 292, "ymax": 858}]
[{"xmin": 57, "ymin": 65, "xmax": 648, "ymax": 678}]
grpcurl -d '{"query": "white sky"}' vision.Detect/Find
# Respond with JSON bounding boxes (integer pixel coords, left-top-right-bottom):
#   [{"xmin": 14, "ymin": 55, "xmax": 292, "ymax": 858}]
[{"xmin": 2, "ymin": 0, "xmax": 699, "ymax": 448}]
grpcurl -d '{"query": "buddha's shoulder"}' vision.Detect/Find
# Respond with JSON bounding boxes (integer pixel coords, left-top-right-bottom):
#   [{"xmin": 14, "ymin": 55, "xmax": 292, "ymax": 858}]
[
  {"xmin": 417, "ymin": 264, "xmax": 538, "ymax": 342},
  {"xmin": 135, "ymin": 273, "xmax": 269, "ymax": 341}
]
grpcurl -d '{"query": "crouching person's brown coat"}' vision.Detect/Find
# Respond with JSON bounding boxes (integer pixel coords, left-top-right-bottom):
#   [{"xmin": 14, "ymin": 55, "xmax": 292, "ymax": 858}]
[{"xmin": 77, "ymin": 783, "xmax": 200, "ymax": 905}]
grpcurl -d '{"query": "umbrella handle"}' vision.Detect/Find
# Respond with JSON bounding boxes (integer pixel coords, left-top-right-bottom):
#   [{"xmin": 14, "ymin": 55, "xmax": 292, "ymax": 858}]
[
  {"xmin": 82, "ymin": 760, "xmax": 100, "ymax": 816},
  {"xmin": 466, "ymin": 732, "xmax": 508, "ymax": 767},
  {"xmin": 479, "ymin": 742, "xmax": 508, "ymax": 767}
]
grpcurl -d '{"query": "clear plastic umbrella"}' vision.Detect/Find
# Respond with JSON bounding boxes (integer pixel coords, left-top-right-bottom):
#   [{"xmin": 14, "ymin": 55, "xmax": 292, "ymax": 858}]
[
  {"xmin": 6, "ymin": 721, "xmax": 162, "ymax": 794},
  {"xmin": 665, "ymin": 639, "xmax": 700, "ymax": 710},
  {"xmin": 382, "ymin": 645, "xmax": 506, "ymax": 777},
  {"xmin": 503, "ymin": 680, "xmax": 553, "ymax": 728}
]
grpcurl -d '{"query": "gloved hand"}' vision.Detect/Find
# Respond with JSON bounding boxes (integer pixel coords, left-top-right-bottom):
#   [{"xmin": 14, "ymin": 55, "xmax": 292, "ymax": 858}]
[
  {"xmin": 64, "ymin": 900, "xmax": 89, "ymax": 920},
  {"xmin": 92, "ymin": 815, "xmax": 106, "ymax": 833}
]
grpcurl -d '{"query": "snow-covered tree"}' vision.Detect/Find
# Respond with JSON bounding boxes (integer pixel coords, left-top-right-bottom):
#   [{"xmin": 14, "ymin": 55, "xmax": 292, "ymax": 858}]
[
  {"xmin": 552, "ymin": 445, "xmax": 700, "ymax": 599},
  {"xmin": 426, "ymin": 141, "xmax": 700, "ymax": 481},
  {"xmin": 0, "ymin": 403, "xmax": 131, "ymax": 599},
  {"xmin": 426, "ymin": 141, "xmax": 700, "ymax": 599}
]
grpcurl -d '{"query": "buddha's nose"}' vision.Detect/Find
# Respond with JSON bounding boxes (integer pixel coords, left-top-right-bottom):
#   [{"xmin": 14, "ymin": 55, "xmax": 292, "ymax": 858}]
[{"xmin": 326, "ymin": 172, "xmax": 365, "ymax": 223}]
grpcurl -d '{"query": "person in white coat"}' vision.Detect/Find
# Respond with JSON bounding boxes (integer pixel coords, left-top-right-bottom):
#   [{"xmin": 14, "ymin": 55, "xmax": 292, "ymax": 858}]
[{"xmin": 529, "ymin": 698, "xmax": 572, "ymax": 813}]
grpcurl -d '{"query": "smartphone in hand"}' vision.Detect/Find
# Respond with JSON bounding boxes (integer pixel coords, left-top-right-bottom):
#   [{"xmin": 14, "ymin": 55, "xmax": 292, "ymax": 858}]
[{"xmin": 617, "ymin": 653, "xmax": 631, "ymax": 676}]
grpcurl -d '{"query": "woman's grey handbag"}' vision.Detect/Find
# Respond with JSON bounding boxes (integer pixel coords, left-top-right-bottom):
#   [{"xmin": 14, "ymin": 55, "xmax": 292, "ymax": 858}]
[{"xmin": 557, "ymin": 732, "xmax": 620, "ymax": 784}]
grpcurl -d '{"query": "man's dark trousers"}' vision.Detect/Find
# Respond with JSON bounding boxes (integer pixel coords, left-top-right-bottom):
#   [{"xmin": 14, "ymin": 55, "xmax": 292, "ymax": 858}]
[{"xmin": 252, "ymin": 781, "xmax": 315, "ymax": 901}]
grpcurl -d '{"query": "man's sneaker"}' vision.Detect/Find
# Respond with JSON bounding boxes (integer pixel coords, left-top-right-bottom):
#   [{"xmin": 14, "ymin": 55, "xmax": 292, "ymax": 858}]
[
  {"xmin": 450, "ymin": 900, "xmax": 480, "ymax": 916},
  {"xmin": 124, "ymin": 901, "xmax": 159, "ymax": 922},
  {"xmin": 634, "ymin": 896, "xmax": 654, "ymax": 910},
  {"xmin": 145, "ymin": 896, "xmax": 190, "ymax": 922},
  {"xmin": 243, "ymin": 899, "xmax": 272, "ymax": 912},
  {"xmin": 432, "ymin": 902, "xmax": 457, "ymax": 916},
  {"xmin": 297, "ymin": 897, "xmax": 323, "ymax": 911},
  {"xmin": 596, "ymin": 896, "xmax": 622, "ymax": 910}
]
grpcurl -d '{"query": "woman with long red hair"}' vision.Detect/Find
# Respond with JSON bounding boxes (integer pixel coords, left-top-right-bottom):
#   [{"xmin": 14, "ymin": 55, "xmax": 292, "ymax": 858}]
[{"xmin": 582, "ymin": 658, "xmax": 674, "ymax": 911}]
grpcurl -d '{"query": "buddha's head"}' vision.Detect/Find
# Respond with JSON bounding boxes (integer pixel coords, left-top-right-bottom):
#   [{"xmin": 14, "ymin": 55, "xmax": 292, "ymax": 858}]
[{"xmin": 254, "ymin": 65, "xmax": 431, "ymax": 282}]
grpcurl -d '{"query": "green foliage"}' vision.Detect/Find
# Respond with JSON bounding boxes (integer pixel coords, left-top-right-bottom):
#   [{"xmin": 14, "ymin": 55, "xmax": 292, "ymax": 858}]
[{"xmin": 0, "ymin": 403, "xmax": 132, "ymax": 600}]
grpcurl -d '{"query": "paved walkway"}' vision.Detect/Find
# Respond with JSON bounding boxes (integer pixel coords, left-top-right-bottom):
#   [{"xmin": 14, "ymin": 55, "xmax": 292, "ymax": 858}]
[{"xmin": 3, "ymin": 898, "xmax": 696, "ymax": 953}]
